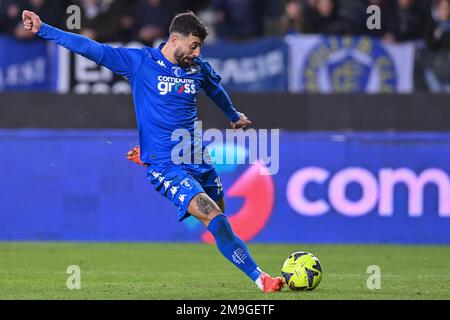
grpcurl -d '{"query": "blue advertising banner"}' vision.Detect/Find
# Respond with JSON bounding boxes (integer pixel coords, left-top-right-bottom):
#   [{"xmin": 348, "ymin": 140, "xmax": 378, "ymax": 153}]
[
  {"xmin": 0, "ymin": 130, "xmax": 448, "ymax": 244},
  {"xmin": 0, "ymin": 36, "xmax": 56, "ymax": 91},
  {"xmin": 1, "ymin": 35, "xmax": 418, "ymax": 94},
  {"xmin": 202, "ymin": 38, "xmax": 288, "ymax": 92}
]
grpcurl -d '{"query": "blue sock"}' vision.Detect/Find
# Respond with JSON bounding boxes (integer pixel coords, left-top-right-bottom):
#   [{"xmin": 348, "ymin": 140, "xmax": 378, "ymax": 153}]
[{"xmin": 207, "ymin": 214, "xmax": 261, "ymax": 281}]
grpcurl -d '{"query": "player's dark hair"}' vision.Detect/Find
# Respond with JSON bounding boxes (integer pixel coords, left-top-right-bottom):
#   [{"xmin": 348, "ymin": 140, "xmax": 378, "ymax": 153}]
[{"xmin": 169, "ymin": 11, "xmax": 208, "ymax": 41}]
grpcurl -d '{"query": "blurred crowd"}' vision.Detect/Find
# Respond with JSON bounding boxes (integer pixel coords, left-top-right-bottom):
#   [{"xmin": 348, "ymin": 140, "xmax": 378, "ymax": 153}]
[{"xmin": 0, "ymin": 0, "xmax": 449, "ymax": 50}]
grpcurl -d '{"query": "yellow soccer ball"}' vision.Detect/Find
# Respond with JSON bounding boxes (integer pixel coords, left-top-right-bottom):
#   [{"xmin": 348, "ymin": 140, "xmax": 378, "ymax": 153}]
[{"xmin": 281, "ymin": 251, "xmax": 323, "ymax": 291}]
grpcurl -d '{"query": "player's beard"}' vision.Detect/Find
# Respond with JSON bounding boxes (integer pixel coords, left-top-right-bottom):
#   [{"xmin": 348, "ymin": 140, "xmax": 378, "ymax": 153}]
[{"xmin": 174, "ymin": 47, "xmax": 193, "ymax": 68}]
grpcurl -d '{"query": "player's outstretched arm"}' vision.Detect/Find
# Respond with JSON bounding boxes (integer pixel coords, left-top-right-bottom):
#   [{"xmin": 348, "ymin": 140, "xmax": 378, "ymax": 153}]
[
  {"xmin": 22, "ymin": 10, "xmax": 103, "ymax": 64},
  {"xmin": 197, "ymin": 56, "xmax": 252, "ymax": 130},
  {"xmin": 22, "ymin": 10, "xmax": 144, "ymax": 77}
]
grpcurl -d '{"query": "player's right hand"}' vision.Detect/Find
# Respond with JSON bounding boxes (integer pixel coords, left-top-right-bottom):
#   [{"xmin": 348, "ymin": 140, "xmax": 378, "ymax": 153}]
[
  {"xmin": 22, "ymin": 10, "xmax": 42, "ymax": 34},
  {"xmin": 231, "ymin": 112, "xmax": 252, "ymax": 130}
]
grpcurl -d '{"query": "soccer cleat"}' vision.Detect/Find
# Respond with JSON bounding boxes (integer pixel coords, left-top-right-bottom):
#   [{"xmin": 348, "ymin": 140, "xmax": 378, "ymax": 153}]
[
  {"xmin": 260, "ymin": 272, "xmax": 284, "ymax": 293},
  {"xmin": 126, "ymin": 145, "xmax": 147, "ymax": 166}
]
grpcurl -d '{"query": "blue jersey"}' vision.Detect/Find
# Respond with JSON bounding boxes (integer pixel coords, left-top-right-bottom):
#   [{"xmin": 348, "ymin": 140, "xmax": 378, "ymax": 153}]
[{"xmin": 37, "ymin": 23, "xmax": 241, "ymax": 166}]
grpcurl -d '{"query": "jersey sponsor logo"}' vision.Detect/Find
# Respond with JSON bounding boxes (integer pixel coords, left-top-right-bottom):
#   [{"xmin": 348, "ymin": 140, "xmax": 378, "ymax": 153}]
[{"xmin": 157, "ymin": 75, "xmax": 197, "ymax": 95}]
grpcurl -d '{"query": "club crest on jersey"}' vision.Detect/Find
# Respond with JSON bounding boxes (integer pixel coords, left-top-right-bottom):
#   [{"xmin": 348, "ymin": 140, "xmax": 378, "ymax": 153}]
[
  {"xmin": 172, "ymin": 67, "xmax": 182, "ymax": 77},
  {"xmin": 180, "ymin": 178, "xmax": 193, "ymax": 190}
]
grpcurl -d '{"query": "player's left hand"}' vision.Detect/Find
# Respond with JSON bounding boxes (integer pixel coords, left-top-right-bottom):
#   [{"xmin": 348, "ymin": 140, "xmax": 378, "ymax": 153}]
[
  {"xmin": 126, "ymin": 145, "xmax": 147, "ymax": 166},
  {"xmin": 231, "ymin": 112, "xmax": 252, "ymax": 130}
]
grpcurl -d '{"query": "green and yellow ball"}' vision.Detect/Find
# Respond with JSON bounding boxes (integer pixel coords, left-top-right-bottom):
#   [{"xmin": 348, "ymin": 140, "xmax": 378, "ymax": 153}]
[{"xmin": 281, "ymin": 251, "xmax": 323, "ymax": 291}]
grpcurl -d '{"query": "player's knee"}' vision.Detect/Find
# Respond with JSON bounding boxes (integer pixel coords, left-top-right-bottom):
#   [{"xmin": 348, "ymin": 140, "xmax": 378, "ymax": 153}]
[
  {"xmin": 188, "ymin": 193, "xmax": 222, "ymax": 226},
  {"xmin": 204, "ymin": 211, "xmax": 223, "ymax": 226},
  {"xmin": 195, "ymin": 210, "xmax": 223, "ymax": 227}
]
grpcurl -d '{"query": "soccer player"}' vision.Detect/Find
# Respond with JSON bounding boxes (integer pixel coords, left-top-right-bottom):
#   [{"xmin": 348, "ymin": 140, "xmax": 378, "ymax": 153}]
[{"xmin": 22, "ymin": 10, "xmax": 283, "ymax": 292}]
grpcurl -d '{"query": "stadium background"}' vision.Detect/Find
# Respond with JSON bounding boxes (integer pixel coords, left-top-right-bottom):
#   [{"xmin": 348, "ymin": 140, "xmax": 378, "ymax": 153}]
[{"xmin": 0, "ymin": 0, "xmax": 449, "ymax": 300}]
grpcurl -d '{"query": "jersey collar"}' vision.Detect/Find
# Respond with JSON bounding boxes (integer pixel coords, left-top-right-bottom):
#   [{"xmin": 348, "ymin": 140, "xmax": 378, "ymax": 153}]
[{"xmin": 157, "ymin": 42, "xmax": 180, "ymax": 69}]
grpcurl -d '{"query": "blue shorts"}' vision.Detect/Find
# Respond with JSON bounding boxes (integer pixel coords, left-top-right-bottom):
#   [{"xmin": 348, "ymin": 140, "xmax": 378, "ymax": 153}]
[{"xmin": 146, "ymin": 162, "xmax": 224, "ymax": 221}]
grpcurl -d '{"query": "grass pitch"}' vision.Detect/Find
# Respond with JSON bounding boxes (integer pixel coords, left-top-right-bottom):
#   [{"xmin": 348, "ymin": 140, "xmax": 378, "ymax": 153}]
[{"xmin": 0, "ymin": 242, "xmax": 448, "ymax": 300}]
